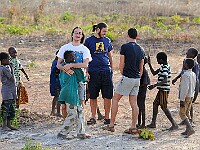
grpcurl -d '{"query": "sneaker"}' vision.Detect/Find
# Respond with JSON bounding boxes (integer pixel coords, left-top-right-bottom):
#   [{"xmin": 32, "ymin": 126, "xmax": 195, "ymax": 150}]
[{"xmin": 104, "ymin": 119, "xmax": 110, "ymax": 125}]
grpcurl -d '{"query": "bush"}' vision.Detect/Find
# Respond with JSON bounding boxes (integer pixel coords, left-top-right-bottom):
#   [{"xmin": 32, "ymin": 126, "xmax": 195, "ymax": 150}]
[
  {"xmin": 61, "ymin": 11, "xmax": 75, "ymax": 22},
  {"xmin": 21, "ymin": 140, "xmax": 50, "ymax": 150},
  {"xmin": 192, "ymin": 17, "xmax": 200, "ymax": 24},
  {"xmin": 5, "ymin": 25, "xmax": 33, "ymax": 35}
]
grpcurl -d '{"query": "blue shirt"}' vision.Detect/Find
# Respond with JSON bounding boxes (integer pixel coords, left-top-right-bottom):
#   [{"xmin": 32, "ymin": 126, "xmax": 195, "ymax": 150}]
[
  {"xmin": 50, "ymin": 59, "xmax": 61, "ymax": 95},
  {"xmin": 120, "ymin": 42, "xmax": 144, "ymax": 78},
  {"xmin": 84, "ymin": 35, "xmax": 113, "ymax": 72}
]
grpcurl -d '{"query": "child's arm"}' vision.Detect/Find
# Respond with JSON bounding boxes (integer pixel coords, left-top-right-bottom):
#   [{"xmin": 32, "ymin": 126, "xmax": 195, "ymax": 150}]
[
  {"xmin": 21, "ymin": 68, "xmax": 29, "ymax": 81},
  {"xmin": 148, "ymin": 76, "xmax": 168, "ymax": 90},
  {"xmin": 5, "ymin": 65, "xmax": 15, "ymax": 82},
  {"xmin": 172, "ymin": 73, "xmax": 181, "ymax": 85},
  {"xmin": 147, "ymin": 56, "xmax": 159, "ymax": 76}
]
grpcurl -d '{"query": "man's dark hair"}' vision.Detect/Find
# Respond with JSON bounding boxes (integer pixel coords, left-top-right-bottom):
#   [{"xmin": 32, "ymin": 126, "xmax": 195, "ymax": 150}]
[
  {"xmin": 0, "ymin": 52, "xmax": 9, "ymax": 61},
  {"xmin": 185, "ymin": 58, "xmax": 195, "ymax": 69},
  {"xmin": 92, "ymin": 22, "xmax": 108, "ymax": 32},
  {"xmin": 128, "ymin": 28, "xmax": 137, "ymax": 39},
  {"xmin": 188, "ymin": 48, "xmax": 198, "ymax": 58},
  {"xmin": 156, "ymin": 52, "xmax": 167, "ymax": 62},
  {"xmin": 71, "ymin": 26, "xmax": 85, "ymax": 44}
]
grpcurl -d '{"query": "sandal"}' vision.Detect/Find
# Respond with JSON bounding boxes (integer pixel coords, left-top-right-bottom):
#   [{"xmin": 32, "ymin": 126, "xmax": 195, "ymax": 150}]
[
  {"xmin": 102, "ymin": 125, "xmax": 115, "ymax": 132},
  {"xmin": 124, "ymin": 128, "xmax": 138, "ymax": 134},
  {"xmin": 77, "ymin": 134, "xmax": 91, "ymax": 139},
  {"xmin": 87, "ymin": 118, "xmax": 96, "ymax": 125}
]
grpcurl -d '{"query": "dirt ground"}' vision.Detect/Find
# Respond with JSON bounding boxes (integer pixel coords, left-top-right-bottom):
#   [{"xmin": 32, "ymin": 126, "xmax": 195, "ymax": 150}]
[{"xmin": 0, "ymin": 35, "xmax": 199, "ymax": 150}]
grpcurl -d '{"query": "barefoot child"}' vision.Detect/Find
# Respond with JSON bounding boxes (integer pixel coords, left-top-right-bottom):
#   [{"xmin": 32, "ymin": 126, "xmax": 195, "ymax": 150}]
[
  {"xmin": 172, "ymin": 48, "xmax": 198, "ymax": 126},
  {"xmin": 57, "ymin": 51, "xmax": 90, "ymax": 139},
  {"xmin": 147, "ymin": 52, "xmax": 178, "ymax": 130},
  {"xmin": 0, "ymin": 52, "xmax": 17, "ymax": 130},
  {"xmin": 50, "ymin": 50, "xmax": 61, "ymax": 117},
  {"xmin": 8, "ymin": 47, "xmax": 29, "ymax": 108},
  {"xmin": 137, "ymin": 56, "xmax": 150, "ymax": 128},
  {"xmin": 178, "ymin": 58, "xmax": 196, "ymax": 138}
]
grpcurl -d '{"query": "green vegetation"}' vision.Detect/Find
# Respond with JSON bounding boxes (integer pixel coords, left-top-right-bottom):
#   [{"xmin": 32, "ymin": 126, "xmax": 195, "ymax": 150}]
[
  {"xmin": 0, "ymin": 108, "xmax": 20, "ymax": 128},
  {"xmin": 0, "ymin": 8, "xmax": 199, "ymax": 41},
  {"xmin": 21, "ymin": 140, "xmax": 50, "ymax": 150},
  {"xmin": 27, "ymin": 61, "xmax": 37, "ymax": 68}
]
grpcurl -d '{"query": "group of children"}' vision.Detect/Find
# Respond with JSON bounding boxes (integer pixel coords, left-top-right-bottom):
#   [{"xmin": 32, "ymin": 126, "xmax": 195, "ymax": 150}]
[
  {"xmin": 0, "ymin": 47, "xmax": 29, "ymax": 130},
  {"xmin": 139, "ymin": 48, "xmax": 199, "ymax": 138}
]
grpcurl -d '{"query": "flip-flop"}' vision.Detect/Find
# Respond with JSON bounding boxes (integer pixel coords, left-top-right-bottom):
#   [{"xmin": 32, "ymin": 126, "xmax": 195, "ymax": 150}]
[
  {"xmin": 102, "ymin": 125, "xmax": 115, "ymax": 132},
  {"xmin": 124, "ymin": 128, "xmax": 138, "ymax": 134}
]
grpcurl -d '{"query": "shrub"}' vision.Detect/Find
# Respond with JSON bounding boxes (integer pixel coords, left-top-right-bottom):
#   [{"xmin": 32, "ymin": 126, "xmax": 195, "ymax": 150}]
[
  {"xmin": 61, "ymin": 11, "xmax": 75, "ymax": 22},
  {"xmin": 27, "ymin": 61, "xmax": 37, "ymax": 67},
  {"xmin": 21, "ymin": 140, "xmax": 50, "ymax": 150},
  {"xmin": 192, "ymin": 17, "xmax": 200, "ymax": 24},
  {"xmin": 0, "ymin": 108, "xmax": 20, "ymax": 128},
  {"xmin": 5, "ymin": 25, "xmax": 33, "ymax": 35}
]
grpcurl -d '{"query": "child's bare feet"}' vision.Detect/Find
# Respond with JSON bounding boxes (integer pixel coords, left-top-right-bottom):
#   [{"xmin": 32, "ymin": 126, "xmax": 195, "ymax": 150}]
[
  {"xmin": 55, "ymin": 113, "xmax": 63, "ymax": 117},
  {"xmin": 50, "ymin": 111, "xmax": 56, "ymax": 116}
]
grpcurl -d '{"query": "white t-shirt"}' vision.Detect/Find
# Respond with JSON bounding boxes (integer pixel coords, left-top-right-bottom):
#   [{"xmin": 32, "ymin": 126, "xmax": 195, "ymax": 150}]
[{"xmin": 57, "ymin": 42, "xmax": 92, "ymax": 62}]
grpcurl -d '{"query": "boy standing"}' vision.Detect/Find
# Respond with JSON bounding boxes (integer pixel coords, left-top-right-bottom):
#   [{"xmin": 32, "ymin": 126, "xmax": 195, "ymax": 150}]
[
  {"xmin": 137, "ymin": 56, "xmax": 150, "ymax": 128},
  {"xmin": 50, "ymin": 50, "xmax": 61, "ymax": 117},
  {"xmin": 0, "ymin": 52, "xmax": 17, "ymax": 130},
  {"xmin": 178, "ymin": 58, "xmax": 196, "ymax": 138},
  {"xmin": 172, "ymin": 48, "xmax": 198, "ymax": 125},
  {"xmin": 8, "ymin": 47, "xmax": 29, "ymax": 108},
  {"xmin": 147, "ymin": 52, "xmax": 178, "ymax": 130},
  {"xmin": 58, "ymin": 51, "xmax": 90, "ymax": 139}
]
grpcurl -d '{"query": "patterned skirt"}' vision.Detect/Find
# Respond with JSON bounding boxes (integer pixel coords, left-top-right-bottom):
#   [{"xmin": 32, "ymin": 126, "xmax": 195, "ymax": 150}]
[{"xmin": 16, "ymin": 81, "xmax": 29, "ymax": 107}]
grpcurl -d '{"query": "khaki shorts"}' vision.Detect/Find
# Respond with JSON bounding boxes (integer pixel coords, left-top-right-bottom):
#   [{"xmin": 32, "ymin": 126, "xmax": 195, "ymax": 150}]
[{"xmin": 115, "ymin": 76, "xmax": 140, "ymax": 96}]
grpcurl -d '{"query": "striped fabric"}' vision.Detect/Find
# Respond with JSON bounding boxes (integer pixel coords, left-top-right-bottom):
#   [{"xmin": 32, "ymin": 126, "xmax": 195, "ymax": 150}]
[
  {"xmin": 154, "ymin": 90, "xmax": 169, "ymax": 109},
  {"xmin": 157, "ymin": 64, "xmax": 171, "ymax": 91}
]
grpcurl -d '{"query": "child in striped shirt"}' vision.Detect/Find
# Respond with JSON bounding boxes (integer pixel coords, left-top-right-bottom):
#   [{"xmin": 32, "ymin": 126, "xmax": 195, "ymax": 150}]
[{"xmin": 146, "ymin": 52, "xmax": 178, "ymax": 130}]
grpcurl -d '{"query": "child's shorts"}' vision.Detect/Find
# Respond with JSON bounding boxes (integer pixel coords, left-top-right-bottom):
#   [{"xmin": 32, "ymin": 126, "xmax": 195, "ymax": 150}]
[
  {"xmin": 154, "ymin": 90, "xmax": 169, "ymax": 109},
  {"xmin": 50, "ymin": 87, "xmax": 60, "ymax": 97},
  {"xmin": 0, "ymin": 99, "xmax": 16, "ymax": 120}
]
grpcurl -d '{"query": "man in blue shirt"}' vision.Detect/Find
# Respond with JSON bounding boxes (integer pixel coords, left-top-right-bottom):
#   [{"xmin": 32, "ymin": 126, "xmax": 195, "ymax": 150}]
[
  {"xmin": 84, "ymin": 22, "xmax": 113, "ymax": 125},
  {"xmin": 104, "ymin": 28, "xmax": 144, "ymax": 133}
]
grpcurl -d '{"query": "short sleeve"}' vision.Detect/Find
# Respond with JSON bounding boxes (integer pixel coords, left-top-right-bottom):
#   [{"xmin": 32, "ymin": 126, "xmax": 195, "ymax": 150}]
[
  {"xmin": 108, "ymin": 39, "xmax": 113, "ymax": 52},
  {"xmin": 82, "ymin": 45, "xmax": 92, "ymax": 62},
  {"xmin": 18, "ymin": 60, "xmax": 23, "ymax": 70},
  {"xmin": 120, "ymin": 44, "xmax": 126, "ymax": 55},
  {"xmin": 57, "ymin": 45, "xmax": 66, "ymax": 59},
  {"xmin": 3, "ymin": 66, "xmax": 13, "ymax": 79}
]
